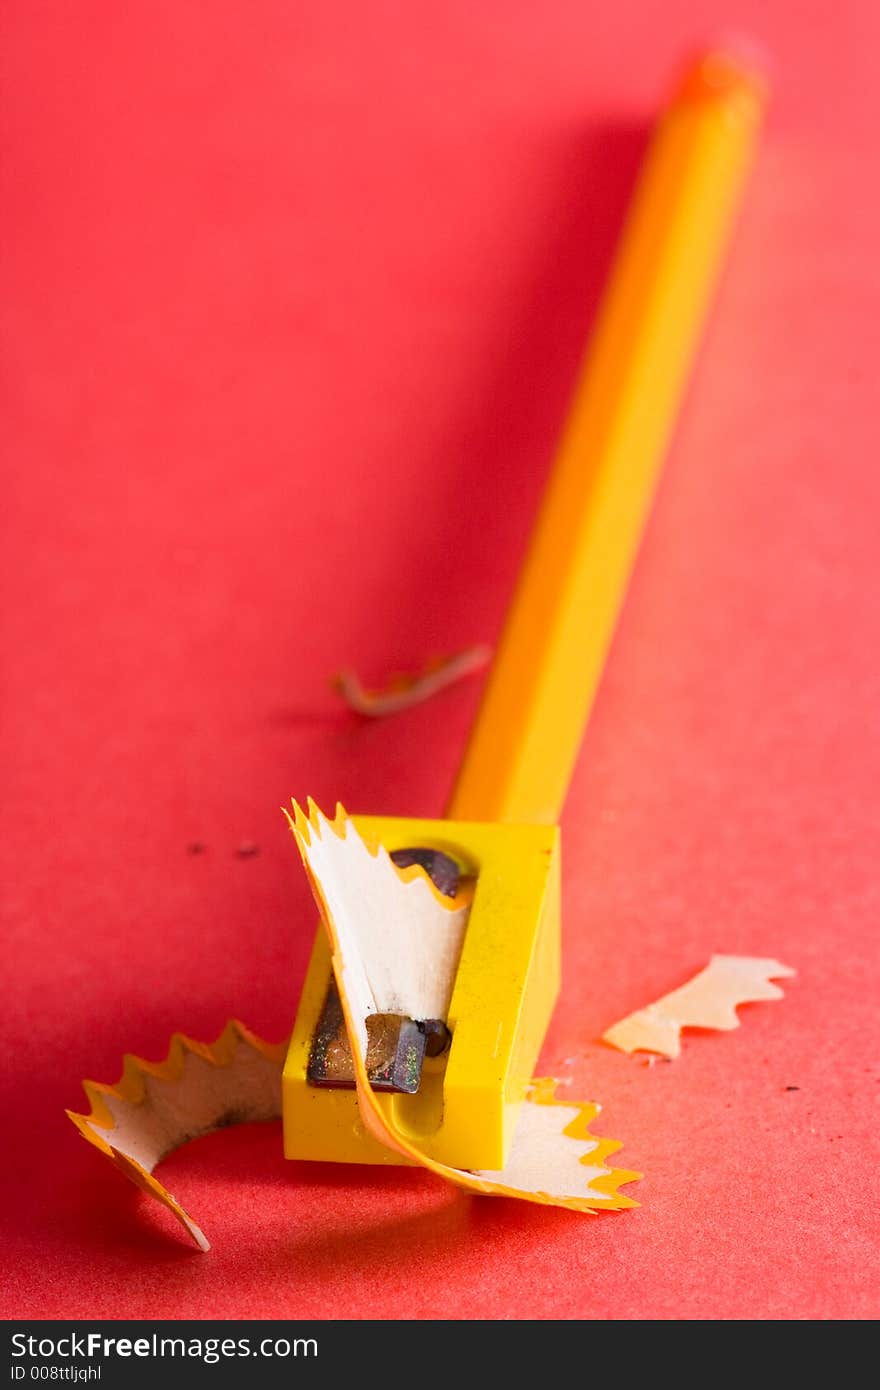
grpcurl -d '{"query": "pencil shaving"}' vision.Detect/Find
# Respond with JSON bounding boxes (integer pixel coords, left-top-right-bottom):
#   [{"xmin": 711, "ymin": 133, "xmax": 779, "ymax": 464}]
[
  {"xmin": 288, "ymin": 801, "xmax": 641, "ymax": 1211},
  {"xmin": 602, "ymin": 955, "xmax": 796, "ymax": 1058},
  {"xmin": 67, "ymin": 1021, "xmax": 287, "ymax": 1250},
  {"xmin": 288, "ymin": 800, "xmax": 471, "ymax": 1023},
  {"xmin": 335, "ymin": 645, "xmax": 490, "ymax": 717}
]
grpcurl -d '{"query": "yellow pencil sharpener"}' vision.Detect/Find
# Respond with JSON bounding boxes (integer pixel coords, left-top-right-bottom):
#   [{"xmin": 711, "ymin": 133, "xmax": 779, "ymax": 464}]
[{"xmin": 282, "ymin": 814, "xmax": 560, "ymax": 1171}]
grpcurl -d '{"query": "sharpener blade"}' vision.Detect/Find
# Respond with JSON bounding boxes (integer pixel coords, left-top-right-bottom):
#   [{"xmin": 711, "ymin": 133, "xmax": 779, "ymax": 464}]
[
  {"xmin": 306, "ymin": 844, "xmax": 459, "ymax": 1094},
  {"xmin": 307, "ymin": 980, "xmax": 427, "ymax": 1093}
]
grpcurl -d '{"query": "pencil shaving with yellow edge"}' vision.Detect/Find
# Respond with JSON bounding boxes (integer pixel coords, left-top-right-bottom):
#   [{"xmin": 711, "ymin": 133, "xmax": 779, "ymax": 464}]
[{"xmin": 67, "ymin": 1022, "xmax": 287, "ymax": 1250}]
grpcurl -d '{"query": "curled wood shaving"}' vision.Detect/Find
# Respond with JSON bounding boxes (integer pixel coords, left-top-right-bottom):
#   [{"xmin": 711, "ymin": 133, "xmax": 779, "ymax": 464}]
[
  {"xmin": 335, "ymin": 645, "xmax": 491, "ymax": 717},
  {"xmin": 67, "ymin": 1022, "xmax": 287, "ymax": 1250},
  {"xmin": 602, "ymin": 955, "xmax": 796, "ymax": 1058}
]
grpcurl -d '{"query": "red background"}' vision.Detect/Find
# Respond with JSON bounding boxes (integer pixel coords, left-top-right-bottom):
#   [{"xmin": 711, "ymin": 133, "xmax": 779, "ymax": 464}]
[{"xmin": 3, "ymin": 1, "xmax": 878, "ymax": 1320}]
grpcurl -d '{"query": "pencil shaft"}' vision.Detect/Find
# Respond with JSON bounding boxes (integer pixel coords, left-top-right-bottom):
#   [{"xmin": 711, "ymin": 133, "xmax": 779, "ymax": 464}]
[{"xmin": 448, "ymin": 54, "xmax": 765, "ymax": 825}]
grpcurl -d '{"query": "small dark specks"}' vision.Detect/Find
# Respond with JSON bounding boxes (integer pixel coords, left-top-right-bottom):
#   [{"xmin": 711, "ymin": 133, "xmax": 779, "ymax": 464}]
[
  {"xmin": 186, "ymin": 842, "xmax": 207, "ymax": 856},
  {"xmin": 785, "ymin": 1085, "xmax": 800, "ymax": 1091},
  {"xmin": 236, "ymin": 842, "xmax": 260, "ymax": 858}
]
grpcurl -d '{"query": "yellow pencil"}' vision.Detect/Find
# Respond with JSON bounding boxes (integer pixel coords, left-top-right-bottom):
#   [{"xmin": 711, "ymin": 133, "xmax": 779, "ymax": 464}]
[
  {"xmin": 282, "ymin": 49, "xmax": 767, "ymax": 1172},
  {"xmin": 449, "ymin": 51, "xmax": 766, "ymax": 826}
]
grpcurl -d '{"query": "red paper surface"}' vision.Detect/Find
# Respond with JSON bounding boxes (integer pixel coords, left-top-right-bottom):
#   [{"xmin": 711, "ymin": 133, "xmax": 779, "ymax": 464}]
[{"xmin": 3, "ymin": 1, "xmax": 878, "ymax": 1320}]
